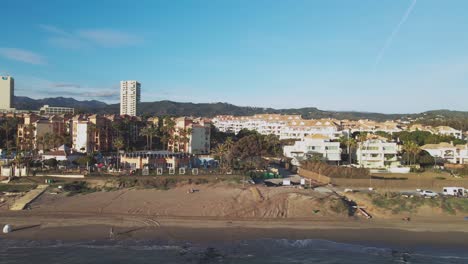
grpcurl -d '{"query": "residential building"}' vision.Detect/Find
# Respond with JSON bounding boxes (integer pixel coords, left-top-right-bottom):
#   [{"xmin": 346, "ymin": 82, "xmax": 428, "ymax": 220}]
[
  {"xmin": 42, "ymin": 145, "xmax": 81, "ymax": 162},
  {"xmin": 39, "ymin": 105, "xmax": 74, "ymax": 115},
  {"xmin": 17, "ymin": 114, "xmax": 67, "ymax": 151},
  {"xmin": 71, "ymin": 114, "xmax": 142, "ymax": 153},
  {"xmin": 434, "ymin": 126, "xmax": 463, "ymax": 139},
  {"xmin": 283, "ymin": 134, "xmax": 342, "ymax": 165},
  {"xmin": 212, "ymin": 114, "xmax": 301, "ymax": 135},
  {"xmin": 355, "ymin": 136, "xmax": 400, "ymax": 169},
  {"xmin": 120, "ymin": 80, "xmax": 141, "ymax": 116},
  {"xmin": 341, "ymin": 120, "xmax": 403, "ymax": 134},
  {"xmin": 0, "ymin": 76, "xmax": 14, "ymax": 110},
  {"xmin": 120, "ymin": 150, "xmax": 191, "ymax": 170},
  {"xmin": 212, "ymin": 114, "xmax": 342, "ymax": 139},
  {"xmin": 71, "ymin": 115, "xmax": 113, "ymax": 153},
  {"xmin": 279, "ymin": 119, "xmax": 342, "ymax": 140},
  {"xmin": 421, "ymin": 142, "xmax": 468, "ymax": 164},
  {"xmin": 71, "ymin": 116, "xmax": 90, "ymax": 152},
  {"xmin": 168, "ymin": 117, "xmax": 211, "ymax": 154},
  {"xmin": 409, "ymin": 124, "xmax": 462, "ymax": 139}
]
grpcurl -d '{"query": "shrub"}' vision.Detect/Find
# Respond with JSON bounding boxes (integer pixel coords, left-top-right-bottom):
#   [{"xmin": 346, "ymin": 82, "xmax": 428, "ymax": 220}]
[
  {"xmin": 330, "ymin": 198, "xmax": 349, "ymax": 214},
  {"xmin": 301, "ymin": 161, "xmax": 370, "ymax": 179},
  {"xmin": 63, "ymin": 181, "xmax": 94, "ymax": 195}
]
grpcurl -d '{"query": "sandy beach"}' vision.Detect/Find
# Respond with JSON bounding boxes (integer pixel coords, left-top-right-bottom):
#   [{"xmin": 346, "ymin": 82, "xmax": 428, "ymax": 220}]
[{"xmin": 1, "ymin": 183, "xmax": 467, "ymax": 248}]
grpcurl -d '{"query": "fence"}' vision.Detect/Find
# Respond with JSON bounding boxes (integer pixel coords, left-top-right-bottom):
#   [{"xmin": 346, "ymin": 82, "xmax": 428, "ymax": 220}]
[{"xmin": 298, "ymin": 168, "xmax": 468, "ymax": 190}]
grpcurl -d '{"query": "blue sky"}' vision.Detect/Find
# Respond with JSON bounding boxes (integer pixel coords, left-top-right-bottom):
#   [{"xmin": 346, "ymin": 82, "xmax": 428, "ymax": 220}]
[{"xmin": 1, "ymin": 0, "xmax": 467, "ymax": 113}]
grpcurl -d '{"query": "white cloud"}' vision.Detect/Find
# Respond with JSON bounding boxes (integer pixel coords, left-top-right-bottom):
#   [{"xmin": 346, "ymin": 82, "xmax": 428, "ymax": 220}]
[
  {"xmin": 78, "ymin": 29, "xmax": 142, "ymax": 47},
  {"xmin": 14, "ymin": 75, "xmax": 120, "ymax": 102},
  {"xmin": 0, "ymin": 48, "xmax": 47, "ymax": 65},
  {"xmin": 39, "ymin": 24, "xmax": 142, "ymax": 49}
]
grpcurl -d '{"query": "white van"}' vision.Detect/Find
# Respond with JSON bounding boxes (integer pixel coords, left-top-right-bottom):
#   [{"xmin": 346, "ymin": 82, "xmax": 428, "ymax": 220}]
[{"xmin": 442, "ymin": 187, "xmax": 465, "ymax": 197}]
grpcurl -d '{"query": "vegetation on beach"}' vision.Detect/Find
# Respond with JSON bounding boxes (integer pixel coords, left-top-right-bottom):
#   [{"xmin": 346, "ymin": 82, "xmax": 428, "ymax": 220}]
[
  {"xmin": 370, "ymin": 192, "xmax": 468, "ymax": 215},
  {"xmin": 301, "ymin": 161, "xmax": 370, "ymax": 179},
  {"xmin": 0, "ymin": 184, "xmax": 37, "ymax": 193},
  {"xmin": 63, "ymin": 181, "xmax": 96, "ymax": 196}
]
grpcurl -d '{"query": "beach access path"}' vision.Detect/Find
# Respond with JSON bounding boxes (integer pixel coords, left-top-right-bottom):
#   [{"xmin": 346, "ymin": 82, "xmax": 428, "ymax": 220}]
[{"xmin": 9, "ymin": 185, "xmax": 48, "ymax": 211}]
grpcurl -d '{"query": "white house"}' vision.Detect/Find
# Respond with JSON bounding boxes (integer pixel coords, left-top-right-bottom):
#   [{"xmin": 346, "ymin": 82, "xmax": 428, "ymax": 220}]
[
  {"xmin": 283, "ymin": 134, "xmax": 342, "ymax": 164},
  {"xmin": 421, "ymin": 143, "xmax": 468, "ymax": 164},
  {"xmin": 355, "ymin": 136, "xmax": 400, "ymax": 169},
  {"xmin": 42, "ymin": 145, "xmax": 81, "ymax": 162},
  {"xmin": 434, "ymin": 126, "xmax": 463, "ymax": 139}
]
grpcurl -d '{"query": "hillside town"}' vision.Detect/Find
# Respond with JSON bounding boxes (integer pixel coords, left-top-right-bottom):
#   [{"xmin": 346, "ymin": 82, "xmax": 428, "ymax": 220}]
[
  {"xmin": 0, "ymin": 76, "xmax": 467, "ymax": 176},
  {"xmin": 0, "ymin": 75, "xmax": 468, "ymax": 227}
]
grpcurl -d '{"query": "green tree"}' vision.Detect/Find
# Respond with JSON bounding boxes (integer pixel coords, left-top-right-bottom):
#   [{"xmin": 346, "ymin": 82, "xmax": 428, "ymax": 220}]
[
  {"xmin": 402, "ymin": 140, "xmax": 420, "ymax": 166},
  {"xmin": 44, "ymin": 158, "xmax": 58, "ymax": 168},
  {"xmin": 113, "ymin": 137, "xmax": 125, "ymax": 152},
  {"xmin": 339, "ymin": 136, "xmax": 357, "ymax": 164},
  {"xmin": 139, "ymin": 126, "xmax": 151, "ymax": 150}
]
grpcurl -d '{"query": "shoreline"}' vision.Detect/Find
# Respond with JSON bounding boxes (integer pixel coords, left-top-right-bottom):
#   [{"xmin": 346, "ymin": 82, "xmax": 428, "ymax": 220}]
[{"xmin": 1, "ymin": 213, "xmax": 468, "ymax": 248}]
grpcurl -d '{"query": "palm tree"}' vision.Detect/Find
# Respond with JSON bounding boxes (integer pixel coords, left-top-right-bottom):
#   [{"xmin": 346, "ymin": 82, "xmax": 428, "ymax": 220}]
[
  {"xmin": 139, "ymin": 126, "xmax": 151, "ymax": 150},
  {"xmin": 213, "ymin": 143, "xmax": 227, "ymax": 168},
  {"xmin": 113, "ymin": 137, "xmax": 125, "ymax": 152},
  {"xmin": 87, "ymin": 123, "xmax": 97, "ymax": 153},
  {"xmin": 356, "ymin": 132, "xmax": 368, "ymax": 167},
  {"xmin": 1, "ymin": 122, "xmax": 11, "ymax": 150},
  {"xmin": 339, "ymin": 136, "xmax": 357, "ymax": 164},
  {"xmin": 43, "ymin": 132, "xmax": 53, "ymax": 150},
  {"xmin": 173, "ymin": 135, "xmax": 180, "ymax": 152},
  {"xmin": 161, "ymin": 117, "xmax": 176, "ymax": 151},
  {"xmin": 403, "ymin": 141, "xmax": 419, "ymax": 166}
]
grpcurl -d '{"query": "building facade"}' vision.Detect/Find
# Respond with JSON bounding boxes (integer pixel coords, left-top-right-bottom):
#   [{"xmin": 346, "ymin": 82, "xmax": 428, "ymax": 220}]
[
  {"xmin": 120, "ymin": 80, "xmax": 141, "ymax": 116},
  {"xmin": 39, "ymin": 105, "xmax": 74, "ymax": 115},
  {"xmin": 355, "ymin": 136, "xmax": 400, "ymax": 169},
  {"xmin": 17, "ymin": 114, "xmax": 68, "ymax": 151},
  {"xmin": 421, "ymin": 143, "xmax": 468, "ymax": 164},
  {"xmin": 283, "ymin": 135, "xmax": 342, "ymax": 164},
  {"xmin": 168, "ymin": 117, "xmax": 211, "ymax": 155},
  {"xmin": 0, "ymin": 76, "xmax": 14, "ymax": 110},
  {"xmin": 120, "ymin": 151, "xmax": 191, "ymax": 170}
]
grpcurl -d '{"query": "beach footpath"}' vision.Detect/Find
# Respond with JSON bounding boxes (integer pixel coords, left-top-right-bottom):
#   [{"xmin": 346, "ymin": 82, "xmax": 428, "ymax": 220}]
[{"xmin": 9, "ymin": 185, "xmax": 48, "ymax": 211}]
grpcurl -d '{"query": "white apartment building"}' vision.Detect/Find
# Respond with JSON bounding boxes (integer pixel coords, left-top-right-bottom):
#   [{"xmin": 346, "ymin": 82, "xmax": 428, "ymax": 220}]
[
  {"xmin": 283, "ymin": 135, "xmax": 342, "ymax": 164},
  {"xmin": 72, "ymin": 119, "xmax": 91, "ymax": 153},
  {"xmin": 212, "ymin": 114, "xmax": 342, "ymax": 140},
  {"xmin": 40, "ymin": 105, "xmax": 74, "ymax": 115},
  {"xmin": 409, "ymin": 124, "xmax": 463, "ymax": 139},
  {"xmin": 0, "ymin": 76, "xmax": 14, "ymax": 110},
  {"xmin": 355, "ymin": 137, "xmax": 400, "ymax": 169},
  {"xmin": 120, "ymin": 80, "xmax": 141, "ymax": 116},
  {"xmin": 421, "ymin": 143, "xmax": 468, "ymax": 164},
  {"xmin": 279, "ymin": 119, "xmax": 342, "ymax": 140},
  {"xmin": 342, "ymin": 120, "xmax": 403, "ymax": 134},
  {"xmin": 434, "ymin": 126, "xmax": 463, "ymax": 139},
  {"xmin": 212, "ymin": 114, "xmax": 301, "ymax": 136}
]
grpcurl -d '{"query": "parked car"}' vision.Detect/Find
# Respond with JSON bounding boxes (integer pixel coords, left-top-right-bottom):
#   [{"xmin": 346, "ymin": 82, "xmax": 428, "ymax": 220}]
[{"xmin": 420, "ymin": 190, "xmax": 438, "ymax": 197}]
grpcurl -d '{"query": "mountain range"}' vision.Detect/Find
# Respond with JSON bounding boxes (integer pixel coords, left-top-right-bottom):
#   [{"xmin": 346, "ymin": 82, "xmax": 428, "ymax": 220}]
[{"xmin": 13, "ymin": 96, "xmax": 468, "ymax": 122}]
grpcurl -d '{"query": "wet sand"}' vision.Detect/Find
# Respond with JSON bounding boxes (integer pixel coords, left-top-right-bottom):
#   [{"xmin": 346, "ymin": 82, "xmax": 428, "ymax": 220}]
[{"xmin": 1, "ymin": 213, "xmax": 467, "ymax": 249}]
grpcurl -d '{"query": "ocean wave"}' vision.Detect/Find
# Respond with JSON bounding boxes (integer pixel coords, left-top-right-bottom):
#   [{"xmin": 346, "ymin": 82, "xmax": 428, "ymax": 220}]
[{"xmin": 2, "ymin": 239, "xmax": 468, "ymax": 264}]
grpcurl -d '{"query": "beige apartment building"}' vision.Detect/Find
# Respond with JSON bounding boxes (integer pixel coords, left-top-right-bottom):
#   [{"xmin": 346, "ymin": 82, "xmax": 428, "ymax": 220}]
[
  {"xmin": 17, "ymin": 114, "xmax": 68, "ymax": 151},
  {"xmin": 0, "ymin": 76, "xmax": 14, "ymax": 110},
  {"xmin": 168, "ymin": 117, "xmax": 211, "ymax": 155},
  {"xmin": 120, "ymin": 80, "xmax": 141, "ymax": 116}
]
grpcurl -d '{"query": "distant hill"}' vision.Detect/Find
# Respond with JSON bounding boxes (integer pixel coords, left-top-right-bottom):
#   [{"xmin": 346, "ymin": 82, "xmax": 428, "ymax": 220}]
[
  {"xmin": 12, "ymin": 96, "xmax": 468, "ymax": 123},
  {"xmin": 14, "ymin": 96, "xmax": 108, "ymax": 113}
]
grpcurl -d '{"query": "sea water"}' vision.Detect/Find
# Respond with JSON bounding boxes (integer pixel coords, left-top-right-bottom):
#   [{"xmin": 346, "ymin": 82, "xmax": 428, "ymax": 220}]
[{"xmin": 1, "ymin": 239, "xmax": 467, "ymax": 264}]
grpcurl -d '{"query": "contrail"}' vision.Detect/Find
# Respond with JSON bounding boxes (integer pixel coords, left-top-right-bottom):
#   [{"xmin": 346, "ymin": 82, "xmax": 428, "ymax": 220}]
[{"xmin": 374, "ymin": 0, "xmax": 417, "ymax": 68}]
